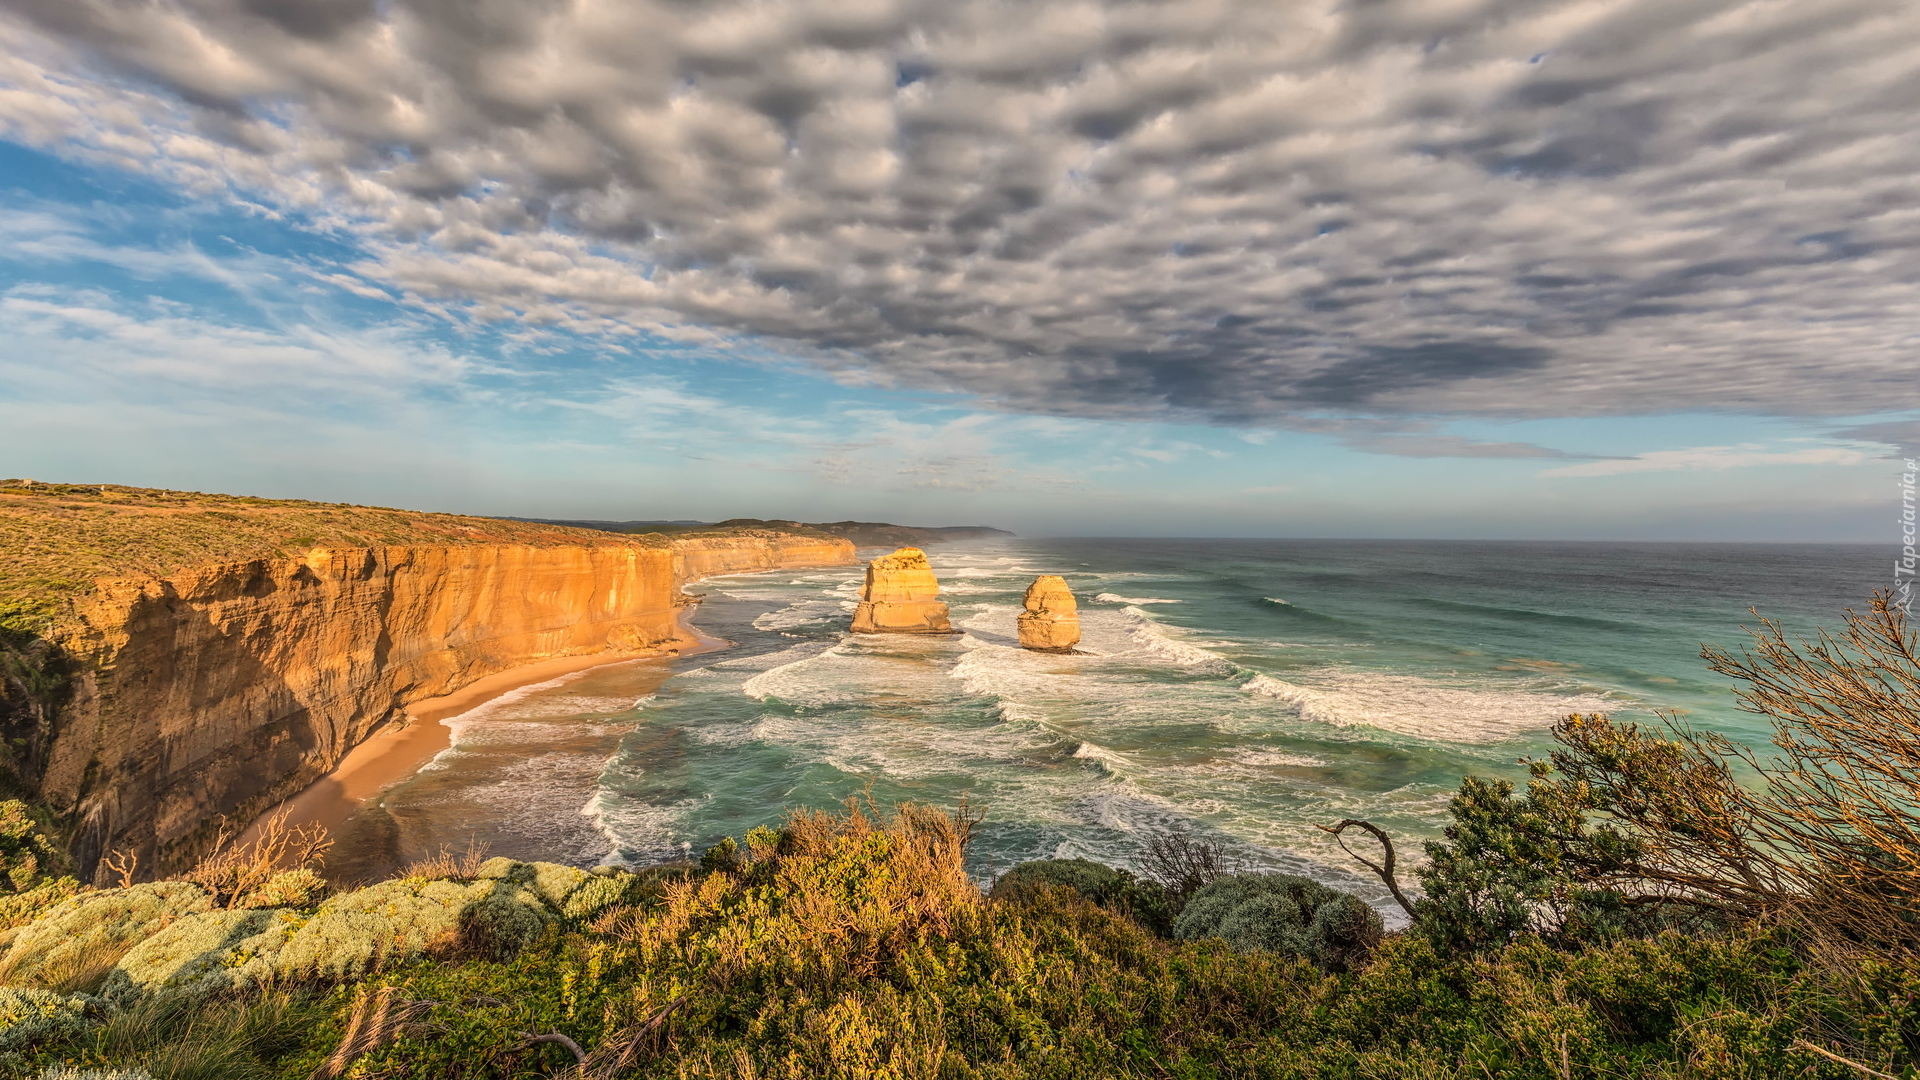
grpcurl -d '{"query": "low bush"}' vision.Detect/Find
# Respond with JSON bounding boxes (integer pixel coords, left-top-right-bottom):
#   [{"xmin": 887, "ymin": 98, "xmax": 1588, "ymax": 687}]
[
  {"xmin": 989, "ymin": 857, "xmax": 1177, "ymax": 933},
  {"xmin": 0, "ymin": 883, "xmax": 212, "ymax": 992},
  {"xmin": 1173, "ymin": 871, "xmax": 1384, "ymax": 972}
]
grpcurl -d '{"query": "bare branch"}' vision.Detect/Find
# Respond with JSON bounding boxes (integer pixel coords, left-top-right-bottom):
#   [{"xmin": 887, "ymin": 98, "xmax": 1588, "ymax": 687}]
[
  {"xmin": 521, "ymin": 1031, "xmax": 588, "ymax": 1064},
  {"xmin": 1792, "ymin": 1040, "xmax": 1900, "ymax": 1079},
  {"xmin": 1317, "ymin": 819, "xmax": 1415, "ymax": 918}
]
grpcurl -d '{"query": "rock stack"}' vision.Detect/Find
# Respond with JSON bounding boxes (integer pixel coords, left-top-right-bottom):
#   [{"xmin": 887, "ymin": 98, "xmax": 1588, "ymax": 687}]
[
  {"xmin": 1017, "ymin": 575, "xmax": 1081, "ymax": 652},
  {"xmin": 850, "ymin": 547, "xmax": 954, "ymax": 634}
]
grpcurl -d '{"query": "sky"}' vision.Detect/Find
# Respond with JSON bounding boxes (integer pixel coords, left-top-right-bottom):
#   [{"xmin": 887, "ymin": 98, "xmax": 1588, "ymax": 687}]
[{"xmin": 0, "ymin": 0, "xmax": 1915, "ymax": 539}]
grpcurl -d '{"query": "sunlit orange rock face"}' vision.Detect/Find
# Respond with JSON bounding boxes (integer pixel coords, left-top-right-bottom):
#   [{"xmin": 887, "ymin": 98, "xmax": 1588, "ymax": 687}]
[
  {"xmin": 1017, "ymin": 575, "xmax": 1081, "ymax": 652},
  {"xmin": 850, "ymin": 548, "xmax": 953, "ymax": 634},
  {"xmin": 41, "ymin": 534, "xmax": 854, "ymax": 879}
]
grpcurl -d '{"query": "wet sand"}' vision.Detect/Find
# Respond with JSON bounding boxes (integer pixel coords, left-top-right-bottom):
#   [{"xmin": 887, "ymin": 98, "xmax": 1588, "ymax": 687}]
[{"xmin": 250, "ymin": 621, "xmax": 725, "ymax": 871}]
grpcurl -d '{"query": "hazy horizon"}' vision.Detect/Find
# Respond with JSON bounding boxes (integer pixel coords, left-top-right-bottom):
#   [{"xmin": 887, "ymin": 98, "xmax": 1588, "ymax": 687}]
[{"xmin": 2, "ymin": 0, "xmax": 1915, "ymax": 542}]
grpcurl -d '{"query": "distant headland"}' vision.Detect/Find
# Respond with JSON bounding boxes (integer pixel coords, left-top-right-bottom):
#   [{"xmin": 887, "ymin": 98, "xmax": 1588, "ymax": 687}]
[{"xmin": 510, "ymin": 516, "xmax": 1015, "ymax": 548}]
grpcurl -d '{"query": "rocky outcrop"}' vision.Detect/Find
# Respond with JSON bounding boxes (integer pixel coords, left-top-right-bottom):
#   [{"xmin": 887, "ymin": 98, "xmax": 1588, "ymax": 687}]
[
  {"xmin": 38, "ymin": 534, "xmax": 853, "ymax": 879},
  {"xmin": 1017, "ymin": 576, "xmax": 1081, "ymax": 652},
  {"xmin": 850, "ymin": 548, "xmax": 953, "ymax": 634}
]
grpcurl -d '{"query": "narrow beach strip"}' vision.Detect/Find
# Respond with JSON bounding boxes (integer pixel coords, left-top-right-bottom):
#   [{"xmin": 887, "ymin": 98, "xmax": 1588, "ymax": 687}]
[{"xmin": 248, "ymin": 620, "xmax": 726, "ymax": 851}]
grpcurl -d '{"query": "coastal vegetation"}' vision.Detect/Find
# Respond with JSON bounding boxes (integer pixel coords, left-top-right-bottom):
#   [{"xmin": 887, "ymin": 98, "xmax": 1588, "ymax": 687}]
[
  {"xmin": 0, "ymin": 480, "xmax": 678, "ymax": 642},
  {"xmin": 0, "ymin": 595, "xmax": 1916, "ymax": 1077}
]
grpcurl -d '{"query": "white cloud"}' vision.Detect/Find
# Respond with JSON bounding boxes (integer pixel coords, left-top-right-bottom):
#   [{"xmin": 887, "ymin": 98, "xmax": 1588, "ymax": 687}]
[
  {"xmin": 1539, "ymin": 444, "xmax": 1872, "ymax": 478},
  {"xmin": 0, "ymin": 0, "xmax": 1916, "ymax": 425}
]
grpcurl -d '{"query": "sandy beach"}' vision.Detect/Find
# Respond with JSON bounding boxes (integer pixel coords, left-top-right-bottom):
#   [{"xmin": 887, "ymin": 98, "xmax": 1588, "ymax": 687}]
[{"xmin": 250, "ymin": 621, "xmax": 725, "ymax": 858}]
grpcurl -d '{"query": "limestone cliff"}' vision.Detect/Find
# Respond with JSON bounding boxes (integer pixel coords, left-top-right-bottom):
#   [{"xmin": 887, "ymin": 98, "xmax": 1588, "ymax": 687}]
[
  {"xmin": 34, "ymin": 533, "xmax": 853, "ymax": 879},
  {"xmin": 1017, "ymin": 576, "xmax": 1081, "ymax": 652},
  {"xmin": 849, "ymin": 548, "xmax": 953, "ymax": 634}
]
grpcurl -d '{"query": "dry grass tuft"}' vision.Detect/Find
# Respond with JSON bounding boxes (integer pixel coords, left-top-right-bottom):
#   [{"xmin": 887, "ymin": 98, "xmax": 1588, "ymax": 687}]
[
  {"xmin": 403, "ymin": 840, "xmax": 492, "ymax": 882},
  {"xmin": 309, "ymin": 984, "xmax": 439, "ymax": 1080}
]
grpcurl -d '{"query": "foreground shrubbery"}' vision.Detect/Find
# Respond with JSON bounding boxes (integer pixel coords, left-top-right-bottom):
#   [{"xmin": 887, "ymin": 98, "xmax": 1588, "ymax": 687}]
[
  {"xmin": 1, "ymin": 796, "xmax": 1911, "ymax": 1080},
  {"xmin": 2, "ymin": 596, "xmax": 1919, "ymax": 1078}
]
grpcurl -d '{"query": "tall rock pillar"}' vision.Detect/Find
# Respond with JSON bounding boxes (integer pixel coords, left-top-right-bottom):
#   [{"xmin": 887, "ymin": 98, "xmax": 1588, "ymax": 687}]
[
  {"xmin": 850, "ymin": 548, "xmax": 954, "ymax": 634},
  {"xmin": 1017, "ymin": 575, "xmax": 1081, "ymax": 652}
]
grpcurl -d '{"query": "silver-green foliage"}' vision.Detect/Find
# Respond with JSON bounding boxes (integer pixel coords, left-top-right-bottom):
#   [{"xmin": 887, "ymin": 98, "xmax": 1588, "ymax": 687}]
[
  {"xmin": 0, "ymin": 986, "xmax": 91, "ymax": 1052},
  {"xmin": 102, "ymin": 908, "xmax": 297, "ymax": 1000},
  {"xmin": 560, "ymin": 873, "xmax": 633, "ymax": 922},
  {"xmin": 6, "ymin": 861, "xmax": 585, "ymax": 1004},
  {"xmin": 1, "ymin": 883, "xmax": 211, "ymax": 987},
  {"xmin": 1172, "ymin": 872, "xmax": 1383, "ymax": 972},
  {"xmin": 272, "ymin": 877, "xmax": 478, "ymax": 980}
]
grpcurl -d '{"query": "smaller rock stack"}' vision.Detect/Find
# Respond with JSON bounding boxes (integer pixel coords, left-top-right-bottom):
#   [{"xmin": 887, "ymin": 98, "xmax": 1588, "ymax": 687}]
[
  {"xmin": 850, "ymin": 547, "xmax": 954, "ymax": 634},
  {"xmin": 1017, "ymin": 575, "xmax": 1081, "ymax": 652}
]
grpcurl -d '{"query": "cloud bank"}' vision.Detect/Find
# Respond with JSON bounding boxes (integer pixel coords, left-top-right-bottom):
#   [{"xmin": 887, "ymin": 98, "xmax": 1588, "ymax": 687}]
[{"xmin": 3, "ymin": 0, "xmax": 1916, "ymax": 425}]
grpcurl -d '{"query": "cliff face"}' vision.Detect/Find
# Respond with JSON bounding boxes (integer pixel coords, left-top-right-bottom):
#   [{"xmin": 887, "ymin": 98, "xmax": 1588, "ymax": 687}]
[
  {"xmin": 670, "ymin": 533, "xmax": 854, "ymax": 581},
  {"xmin": 38, "ymin": 534, "xmax": 853, "ymax": 878}
]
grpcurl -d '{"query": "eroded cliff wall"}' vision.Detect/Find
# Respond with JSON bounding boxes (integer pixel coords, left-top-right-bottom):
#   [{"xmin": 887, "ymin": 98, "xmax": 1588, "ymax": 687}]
[{"xmin": 38, "ymin": 534, "xmax": 852, "ymax": 877}]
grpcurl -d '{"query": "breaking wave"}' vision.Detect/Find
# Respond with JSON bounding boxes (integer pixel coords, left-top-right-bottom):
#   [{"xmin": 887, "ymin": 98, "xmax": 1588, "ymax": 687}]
[{"xmin": 1242, "ymin": 671, "xmax": 1619, "ymax": 743}]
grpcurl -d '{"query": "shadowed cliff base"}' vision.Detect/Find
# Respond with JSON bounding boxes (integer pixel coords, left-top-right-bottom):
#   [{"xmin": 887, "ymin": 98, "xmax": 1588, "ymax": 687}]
[{"xmin": 244, "ymin": 632, "xmax": 717, "ymax": 882}]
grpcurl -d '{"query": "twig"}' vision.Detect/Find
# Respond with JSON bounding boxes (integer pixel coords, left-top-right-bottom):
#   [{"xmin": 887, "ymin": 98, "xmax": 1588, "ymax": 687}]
[
  {"xmin": 102, "ymin": 848, "xmax": 139, "ymax": 888},
  {"xmin": 576, "ymin": 995, "xmax": 690, "ymax": 1077},
  {"xmin": 1792, "ymin": 1040, "xmax": 1899, "ymax": 1079},
  {"xmin": 1318, "ymin": 818, "xmax": 1416, "ymax": 917},
  {"xmin": 522, "ymin": 1031, "xmax": 588, "ymax": 1064},
  {"xmin": 310, "ymin": 986, "xmax": 436, "ymax": 1080}
]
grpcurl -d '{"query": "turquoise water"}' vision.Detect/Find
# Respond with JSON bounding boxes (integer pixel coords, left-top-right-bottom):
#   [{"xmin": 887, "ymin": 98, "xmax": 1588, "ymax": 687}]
[{"xmin": 377, "ymin": 540, "xmax": 1889, "ymax": 911}]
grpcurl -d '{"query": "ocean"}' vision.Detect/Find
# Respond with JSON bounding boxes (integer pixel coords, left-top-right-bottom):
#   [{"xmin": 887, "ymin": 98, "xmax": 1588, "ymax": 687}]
[{"xmin": 371, "ymin": 539, "xmax": 1890, "ymax": 913}]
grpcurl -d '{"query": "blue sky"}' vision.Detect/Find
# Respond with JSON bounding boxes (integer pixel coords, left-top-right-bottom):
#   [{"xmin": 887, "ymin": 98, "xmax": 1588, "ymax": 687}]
[{"xmin": 1, "ymin": 1, "xmax": 1914, "ymax": 539}]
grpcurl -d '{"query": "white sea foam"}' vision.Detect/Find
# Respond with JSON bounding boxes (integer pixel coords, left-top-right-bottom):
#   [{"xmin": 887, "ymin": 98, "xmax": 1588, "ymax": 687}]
[
  {"xmin": 752, "ymin": 598, "xmax": 852, "ymax": 631},
  {"xmin": 1072, "ymin": 741, "xmax": 1144, "ymax": 779},
  {"xmin": 947, "ymin": 566, "xmax": 1029, "ymax": 578},
  {"xmin": 712, "ymin": 641, "xmax": 830, "ymax": 670},
  {"xmin": 956, "ymin": 603, "xmax": 1017, "ymax": 633},
  {"xmin": 1242, "ymin": 750, "xmax": 1325, "ymax": 767},
  {"xmin": 1120, "ymin": 608, "xmax": 1235, "ymax": 673},
  {"xmin": 432, "ymin": 670, "xmax": 618, "ymax": 748},
  {"xmin": 462, "ymin": 750, "xmax": 617, "ymax": 863},
  {"xmin": 1095, "ymin": 593, "xmax": 1180, "ymax": 604},
  {"xmin": 741, "ymin": 644, "xmax": 855, "ymax": 705},
  {"xmin": 1242, "ymin": 670, "xmax": 1619, "ymax": 743},
  {"xmin": 949, "ymin": 639, "xmax": 1058, "ymax": 723},
  {"xmin": 584, "ymin": 790, "xmax": 707, "ymax": 865}
]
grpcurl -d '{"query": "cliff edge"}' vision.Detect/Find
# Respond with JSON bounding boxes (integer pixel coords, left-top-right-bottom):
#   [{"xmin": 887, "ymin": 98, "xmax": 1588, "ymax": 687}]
[{"xmin": 0, "ymin": 482, "xmax": 854, "ymax": 879}]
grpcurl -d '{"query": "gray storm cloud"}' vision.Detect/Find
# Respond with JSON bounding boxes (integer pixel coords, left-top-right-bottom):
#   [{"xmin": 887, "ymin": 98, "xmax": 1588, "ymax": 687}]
[{"xmin": 1, "ymin": 0, "xmax": 1916, "ymax": 424}]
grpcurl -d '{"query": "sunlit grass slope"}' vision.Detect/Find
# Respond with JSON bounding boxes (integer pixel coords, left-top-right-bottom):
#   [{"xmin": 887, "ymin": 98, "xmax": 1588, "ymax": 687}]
[{"xmin": 0, "ymin": 480, "xmax": 667, "ymax": 638}]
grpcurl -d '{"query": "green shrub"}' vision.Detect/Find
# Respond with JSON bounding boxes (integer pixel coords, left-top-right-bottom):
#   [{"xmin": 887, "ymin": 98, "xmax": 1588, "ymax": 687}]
[
  {"xmin": 0, "ymin": 877, "xmax": 82, "ymax": 932},
  {"xmin": 558, "ymin": 866, "xmax": 690, "ymax": 924},
  {"xmin": 234, "ymin": 868, "xmax": 325, "ymax": 910},
  {"xmin": 1173, "ymin": 872, "xmax": 1383, "ymax": 972},
  {"xmin": 527, "ymin": 863, "xmax": 587, "ymax": 909},
  {"xmin": 271, "ymin": 878, "xmax": 478, "ymax": 980},
  {"xmin": 79, "ymin": 989, "xmax": 327, "ymax": 1080},
  {"xmin": 0, "ymin": 801, "xmax": 69, "ymax": 895},
  {"xmin": 0, "ymin": 986, "xmax": 91, "ymax": 1052},
  {"xmin": 457, "ymin": 885, "xmax": 553, "ymax": 960},
  {"xmin": 0, "ymin": 883, "xmax": 211, "ymax": 990},
  {"xmin": 102, "ymin": 908, "xmax": 296, "ymax": 1000},
  {"xmin": 989, "ymin": 857, "xmax": 1177, "ymax": 933}
]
